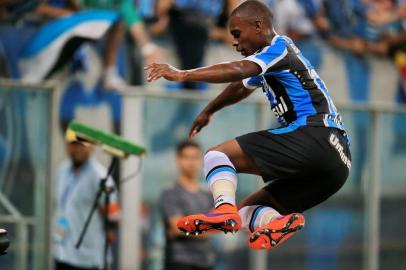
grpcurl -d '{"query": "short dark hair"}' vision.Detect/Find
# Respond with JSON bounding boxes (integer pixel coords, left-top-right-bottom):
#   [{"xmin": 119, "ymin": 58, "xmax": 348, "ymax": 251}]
[
  {"xmin": 176, "ymin": 140, "xmax": 201, "ymax": 155},
  {"xmin": 231, "ymin": 0, "xmax": 273, "ymax": 28}
]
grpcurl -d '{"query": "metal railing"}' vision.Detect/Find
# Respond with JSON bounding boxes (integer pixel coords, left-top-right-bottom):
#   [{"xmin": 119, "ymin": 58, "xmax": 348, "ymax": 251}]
[
  {"xmin": 0, "ymin": 78, "xmax": 405, "ymax": 270},
  {"xmin": 123, "ymin": 87, "xmax": 406, "ymax": 270},
  {"xmin": 0, "ymin": 78, "xmax": 56, "ymax": 270}
]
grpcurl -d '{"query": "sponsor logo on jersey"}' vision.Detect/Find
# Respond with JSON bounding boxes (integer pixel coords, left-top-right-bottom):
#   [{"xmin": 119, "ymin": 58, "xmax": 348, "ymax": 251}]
[
  {"xmin": 271, "ymin": 96, "xmax": 288, "ymax": 117},
  {"xmin": 327, "ymin": 114, "xmax": 343, "ymax": 127},
  {"xmin": 329, "ymin": 133, "xmax": 351, "ymax": 169}
]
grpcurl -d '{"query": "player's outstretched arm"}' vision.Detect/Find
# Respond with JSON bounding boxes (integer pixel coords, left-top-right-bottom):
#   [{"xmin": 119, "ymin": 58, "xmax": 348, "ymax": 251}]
[
  {"xmin": 189, "ymin": 81, "xmax": 255, "ymax": 138},
  {"xmin": 145, "ymin": 60, "xmax": 261, "ymax": 83}
]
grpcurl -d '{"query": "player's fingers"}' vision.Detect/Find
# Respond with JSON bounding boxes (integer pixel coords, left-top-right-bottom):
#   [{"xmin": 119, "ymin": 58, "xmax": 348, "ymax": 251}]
[
  {"xmin": 146, "ymin": 71, "xmax": 156, "ymax": 82},
  {"xmin": 147, "ymin": 73, "xmax": 162, "ymax": 82},
  {"xmin": 147, "ymin": 68, "xmax": 165, "ymax": 81},
  {"xmin": 189, "ymin": 128, "xmax": 198, "ymax": 138},
  {"xmin": 146, "ymin": 69, "xmax": 158, "ymax": 80},
  {"xmin": 153, "ymin": 72, "xmax": 166, "ymax": 81},
  {"xmin": 150, "ymin": 68, "xmax": 175, "ymax": 82},
  {"xmin": 147, "ymin": 71, "xmax": 158, "ymax": 81},
  {"xmin": 144, "ymin": 63, "xmax": 158, "ymax": 70},
  {"xmin": 193, "ymin": 124, "xmax": 204, "ymax": 137},
  {"xmin": 188, "ymin": 122, "xmax": 200, "ymax": 138},
  {"xmin": 148, "ymin": 66, "xmax": 167, "ymax": 77},
  {"xmin": 188, "ymin": 125, "xmax": 196, "ymax": 138}
]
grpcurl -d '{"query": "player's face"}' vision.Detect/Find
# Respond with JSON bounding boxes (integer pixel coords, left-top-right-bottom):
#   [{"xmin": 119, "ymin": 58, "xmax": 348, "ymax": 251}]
[
  {"xmin": 229, "ymin": 15, "xmax": 263, "ymax": 57},
  {"xmin": 176, "ymin": 146, "xmax": 202, "ymax": 179},
  {"xmin": 66, "ymin": 142, "xmax": 92, "ymax": 167}
]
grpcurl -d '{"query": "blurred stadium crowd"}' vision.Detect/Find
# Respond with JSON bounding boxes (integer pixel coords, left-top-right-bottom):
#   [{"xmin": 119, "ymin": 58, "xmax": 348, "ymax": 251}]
[
  {"xmin": 1, "ymin": 0, "xmax": 403, "ymax": 183},
  {"xmin": 1, "ymin": 0, "xmax": 406, "ymax": 270},
  {"xmin": 0, "ymin": 0, "xmax": 405, "ymax": 98}
]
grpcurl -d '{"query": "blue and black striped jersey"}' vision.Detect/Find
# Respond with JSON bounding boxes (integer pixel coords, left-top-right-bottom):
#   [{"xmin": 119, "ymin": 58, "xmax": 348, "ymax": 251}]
[{"xmin": 243, "ymin": 35, "xmax": 345, "ymax": 134}]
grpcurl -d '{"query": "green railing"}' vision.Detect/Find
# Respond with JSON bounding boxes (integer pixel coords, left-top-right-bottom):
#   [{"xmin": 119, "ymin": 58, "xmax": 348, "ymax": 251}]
[
  {"xmin": 1, "ymin": 78, "xmax": 405, "ymax": 270},
  {"xmin": 0, "ymin": 79, "xmax": 56, "ymax": 270},
  {"xmin": 123, "ymin": 89, "xmax": 406, "ymax": 270}
]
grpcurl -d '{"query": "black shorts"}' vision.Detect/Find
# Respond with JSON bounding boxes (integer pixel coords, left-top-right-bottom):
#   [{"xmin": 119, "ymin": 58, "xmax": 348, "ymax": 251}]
[{"xmin": 236, "ymin": 126, "xmax": 351, "ymax": 213}]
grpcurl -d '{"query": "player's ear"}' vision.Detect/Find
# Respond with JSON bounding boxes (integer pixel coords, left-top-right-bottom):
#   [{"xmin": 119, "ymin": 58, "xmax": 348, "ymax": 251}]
[{"xmin": 255, "ymin": 20, "xmax": 262, "ymax": 34}]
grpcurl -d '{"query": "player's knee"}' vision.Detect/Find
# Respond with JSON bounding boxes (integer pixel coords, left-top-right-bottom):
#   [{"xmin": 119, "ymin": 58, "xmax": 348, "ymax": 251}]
[
  {"xmin": 204, "ymin": 151, "xmax": 235, "ymax": 171},
  {"xmin": 203, "ymin": 151, "xmax": 237, "ymax": 187},
  {"xmin": 205, "ymin": 144, "xmax": 223, "ymax": 154}
]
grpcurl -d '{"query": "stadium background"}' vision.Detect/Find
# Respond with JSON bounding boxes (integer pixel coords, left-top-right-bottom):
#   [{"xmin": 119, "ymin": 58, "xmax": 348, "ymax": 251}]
[{"xmin": 0, "ymin": 0, "xmax": 406, "ymax": 269}]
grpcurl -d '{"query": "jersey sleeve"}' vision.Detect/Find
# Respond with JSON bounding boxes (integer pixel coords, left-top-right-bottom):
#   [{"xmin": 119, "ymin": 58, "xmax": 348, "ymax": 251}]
[
  {"xmin": 242, "ymin": 75, "xmax": 262, "ymax": 90},
  {"xmin": 244, "ymin": 36, "xmax": 288, "ymax": 75}
]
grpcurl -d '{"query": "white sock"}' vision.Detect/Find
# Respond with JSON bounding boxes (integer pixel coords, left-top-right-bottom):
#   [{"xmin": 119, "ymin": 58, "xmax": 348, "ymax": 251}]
[
  {"xmin": 239, "ymin": 205, "xmax": 281, "ymax": 232},
  {"xmin": 204, "ymin": 151, "xmax": 238, "ymax": 208}
]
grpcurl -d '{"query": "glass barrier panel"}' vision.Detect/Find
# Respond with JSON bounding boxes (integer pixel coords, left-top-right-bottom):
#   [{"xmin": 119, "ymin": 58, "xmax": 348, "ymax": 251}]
[{"xmin": 0, "ymin": 87, "xmax": 51, "ymax": 270}]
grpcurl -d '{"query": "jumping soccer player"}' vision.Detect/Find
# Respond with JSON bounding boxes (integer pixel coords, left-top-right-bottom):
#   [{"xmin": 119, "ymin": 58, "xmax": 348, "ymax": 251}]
[{"xmin": 145, "ymin": 0, "xmax": 351, "ymax": 250}]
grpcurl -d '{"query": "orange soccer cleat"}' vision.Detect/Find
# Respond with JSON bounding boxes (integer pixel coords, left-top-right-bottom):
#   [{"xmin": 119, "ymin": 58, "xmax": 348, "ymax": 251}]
[
  {"xmin": 177, "ymin": 204, "xmax": 241, "ymax": 236},
  {"xmin": 248, "ymin": 213, "xmax": 305, "ymax": 250}
]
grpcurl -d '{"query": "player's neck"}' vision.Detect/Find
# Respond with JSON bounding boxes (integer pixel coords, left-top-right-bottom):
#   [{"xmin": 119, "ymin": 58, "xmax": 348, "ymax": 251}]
[
  {"xmin": 264, "ymin": 31, "xmax": 277, "ymax": 46},
  {"xmin": 178, "ymin": 174, "xmax": 199, "ymax": 192}
]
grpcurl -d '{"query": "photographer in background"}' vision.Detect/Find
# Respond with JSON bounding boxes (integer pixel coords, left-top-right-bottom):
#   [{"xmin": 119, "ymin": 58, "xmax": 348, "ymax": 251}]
[{"xmin": 53, "ymin": 133, "xmax": 119, "ymax": 270}]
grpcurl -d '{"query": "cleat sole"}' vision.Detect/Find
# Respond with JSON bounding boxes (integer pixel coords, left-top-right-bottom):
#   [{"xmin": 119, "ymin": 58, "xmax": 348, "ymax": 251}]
[
  {"xmin": 179, "ymin": 218, "xmax": 241, "ymax": 236},
  {"xmin": 249, "ymin": 213, "xmax": 305, "ymax": 250}
]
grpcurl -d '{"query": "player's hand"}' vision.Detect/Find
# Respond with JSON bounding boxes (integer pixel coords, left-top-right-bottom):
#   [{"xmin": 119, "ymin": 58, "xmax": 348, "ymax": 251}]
[
  {"xmin": 144, "ymin": 63, "xmax": 185, "ymax": 82},
  {"xmin": 189, "ymin": 111, "xmax": 212, "ymax": 138}
]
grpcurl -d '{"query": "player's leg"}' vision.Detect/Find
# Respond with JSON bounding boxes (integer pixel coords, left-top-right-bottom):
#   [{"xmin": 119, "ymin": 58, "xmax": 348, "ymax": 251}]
[
  {"xmin": 205, "ymin": 139, "xmax": 260, "ymax": 208},
  {"xmin": 233, "ymin": 126, "xmax": 350, "ymax": 249},
  {"xmin": 177, "ymin": 139, "xmax": 261, "ymax": 235},
  {"xmin": 238, "ymin": 189, "xmax": 305, "ymax": 250},
  {"xmin": 238, "ymin": 158, "xmax": 349, "ymax": 250},
  {"xmin": 178, "ymin": 126, "xmax": 350, "ymax": 239}
]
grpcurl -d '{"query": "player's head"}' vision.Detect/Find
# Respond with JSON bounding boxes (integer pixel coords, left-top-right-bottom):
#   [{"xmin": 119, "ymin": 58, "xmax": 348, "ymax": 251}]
[
  {"xmin": 66, "ymin": 141, "xmax": 93, "ymax": 168},
  {"xmin": 176, "ymin": 140, "xmax": 202, "ymax": 179},
  {"xmin": 229, "ymin": 0, "xmax": 274, "ymax": 56}
]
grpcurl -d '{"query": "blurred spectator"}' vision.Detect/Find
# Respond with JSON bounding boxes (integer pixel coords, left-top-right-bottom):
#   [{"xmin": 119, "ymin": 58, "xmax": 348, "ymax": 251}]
[
  {"xmin": 159, "ymin": 140, "xmax": 214, "ymax": 270},
  {"xmin": 364, "ymin": 0, "xmax": 406, "ymax": 100},
  {"xmin": 0, "ymin": 0, "xmax": 43, "ymax": 21},
  {"xmin": 156, "ymin": 0, "xmax": 239, "ymax": 90},
  {"xmin": 321, "ymin": 0, "xmax": 372, "ymax": 183},
  {"xmin": 53, "ymin": 137, "xmax": 119, "ymax": 270},
  {"xmin": 265, "ymin": 0, "xmax": 324, "ymax": 69},
  {"xmin": 364, "ymin": 0, "xmax": 406, "ymax": 151},
  {"xmin": 150, "ymin": 0, "xmax": 238, "ymax": 153},
  {"xmin": 209, "ymin": 0, "xmax": 239, "ymax": 45},
  {"xmin": 35, "ymin": 0, "xmax": 163, "ymax": 90},
  {"xmin": 35, "ymin": 0, "xmax": 78, "ymax": 19},
  {"xmin": 321, "ymin": 0, "xmax": 370, "ymax": 55}
]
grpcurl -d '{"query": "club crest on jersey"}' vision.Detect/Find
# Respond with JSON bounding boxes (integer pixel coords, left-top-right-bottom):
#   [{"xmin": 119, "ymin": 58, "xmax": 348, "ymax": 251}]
[{"xmin": 329, "ymin": 133, "xmax": 351, "ymax": 170}]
